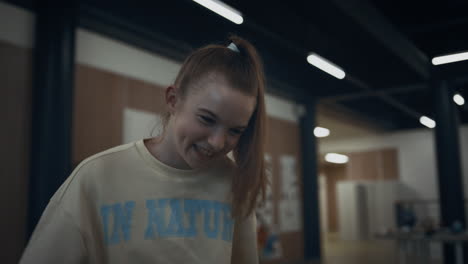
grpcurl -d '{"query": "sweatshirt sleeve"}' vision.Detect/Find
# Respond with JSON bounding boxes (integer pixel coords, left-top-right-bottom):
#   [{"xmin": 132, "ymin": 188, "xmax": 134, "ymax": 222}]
[
  {"xmin": 19, "ymin": 200, "xmax": 87, "ymax": 264},
  {"xmin": 231, "ymin": 213, "xmax": 259, "ymax": 264}
]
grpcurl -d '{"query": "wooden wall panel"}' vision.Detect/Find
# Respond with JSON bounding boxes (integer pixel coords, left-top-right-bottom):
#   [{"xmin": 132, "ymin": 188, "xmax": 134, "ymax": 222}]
[
  {"xmin": 73, "ymin": 65, "xmax": 170, "ymax": 166},
  {"xmin": 0, "ymin": 41, "xmax": 32, "ymax": 264},
  {"xmin": 263, "ymin": 117, "xmax": 303, "ymax": 263},
  {"xmin": 362, "ymin": 151, "xmax": 380, "ymax": 180},
  {"xmin": 264, "ymin": 117, "xmax": 280, "ymax": 236},
  {"xmin": 127, "ymin": 77, "xmax": 166, "ymax": 114},
  {"xmin": 73, "ymin": 65, "xmax": 126, "ymax": 165},
  {"xmin": 323, "ymin": 165, "xmax": 346, "ymax": 232},
  {"xmin": 381, "ymin": 148, "xmax": 399, "ymax": 180},
  {"xmin": 346, "ymin": 148, "xmax": 398, "ymax": 181},
  {"xmin": 347, "ymin": 151, "xmax": 379, "ymax": 180}
]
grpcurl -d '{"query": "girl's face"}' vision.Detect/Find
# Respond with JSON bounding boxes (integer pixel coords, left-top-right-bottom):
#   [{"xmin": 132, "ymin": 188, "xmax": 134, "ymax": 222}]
[{"xmin": 167, "ymin": 76, "xmax": 256, "ymax": 170}]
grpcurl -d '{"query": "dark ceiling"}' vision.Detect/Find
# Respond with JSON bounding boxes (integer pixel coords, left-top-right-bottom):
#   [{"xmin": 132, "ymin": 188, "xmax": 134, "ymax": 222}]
[{"xmin": 8, "ymin": 0, "xmax": 468, "ymax": 130}]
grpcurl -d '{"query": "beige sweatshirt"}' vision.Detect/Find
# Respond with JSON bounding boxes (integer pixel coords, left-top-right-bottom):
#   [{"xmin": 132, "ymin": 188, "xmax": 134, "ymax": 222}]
[{"xmin": 20, "ymin": 140, "xmax": 258, "ymax": 264}]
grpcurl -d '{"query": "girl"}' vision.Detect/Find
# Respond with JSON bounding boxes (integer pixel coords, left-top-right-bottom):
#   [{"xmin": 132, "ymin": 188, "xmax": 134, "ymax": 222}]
[{"xmin": 20, "ymin": 35, "xmax": 267, "ymax": 264}]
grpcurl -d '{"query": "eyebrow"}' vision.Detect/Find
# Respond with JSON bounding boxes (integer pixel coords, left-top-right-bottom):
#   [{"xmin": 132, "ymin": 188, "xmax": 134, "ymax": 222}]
[{"xmin": 198, "ymin": 108, "xmax": 248, "ymax": 130}]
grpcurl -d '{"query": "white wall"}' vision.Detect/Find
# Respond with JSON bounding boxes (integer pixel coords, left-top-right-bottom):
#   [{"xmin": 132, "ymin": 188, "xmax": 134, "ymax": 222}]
[
  {"xmin": 337, "ymin": 182, "xmax": 369, "ymax": 240},
  {"xmin": 76, "ymin": 29, "xmax": 180, "ymax": 87},
  {"xmin": 0, "ymin": 2, "xmax": 34, "ymax": 48},
  {"xmin": 321, "ymin": 126, "xmax": 468, "ymax": 201}
]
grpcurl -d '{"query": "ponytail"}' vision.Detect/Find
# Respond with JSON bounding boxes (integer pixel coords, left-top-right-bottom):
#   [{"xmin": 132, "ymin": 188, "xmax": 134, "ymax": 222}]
[{"xmin": 172, "ymin": 35, "xmax": 268, "ymax": 218}]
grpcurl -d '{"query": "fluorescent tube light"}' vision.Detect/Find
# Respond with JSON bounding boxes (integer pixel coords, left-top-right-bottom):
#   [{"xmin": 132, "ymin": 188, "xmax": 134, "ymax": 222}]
[
  {"xmin": 314, "ymin": 127, "xmax": 330, "ymax": 138},
  {"xmin": 454, "ymin": 93, "xmax": 465, "ymax": 106},
  {"xmin": 325, "ymin": 153, "xmax": 349, "ymax": 164},
  {"xmin": 307, "ymin": 53, "xmax": 346, "ymax": 79},
  {"xmin": 432, "ymin": 51, "xmax": 468, "ymax": 65},
  {"xmin": 419, "ymin": 116, "xmax": 436, "ymax": 128},
  {"xmin": 192, "ymin": 0, "xmax": 243, "ymax": 24}
]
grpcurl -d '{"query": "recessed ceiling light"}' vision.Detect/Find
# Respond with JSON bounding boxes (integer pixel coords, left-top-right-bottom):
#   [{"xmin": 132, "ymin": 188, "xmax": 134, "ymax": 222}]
[
  {"xmin": 419, "ymin": 116, "xmax": 436, "ymax": 128},
  {"xmin": 192, "ymin": 0, "xmax": 243, "ymax": 24},
  {"xmin": 325, "ymin": 153, "xmax": 349, "ymax": 164},
  {"xmin": 314, "ymin": 127, "xmax": 330, "ymax": 138},
  {"xmin": 453, "ymin": 93, "xmax": 465, "ymax": 106},
  {"xmin": 307, "ymin": 53, "xmax": 346, "ymax": 79}
]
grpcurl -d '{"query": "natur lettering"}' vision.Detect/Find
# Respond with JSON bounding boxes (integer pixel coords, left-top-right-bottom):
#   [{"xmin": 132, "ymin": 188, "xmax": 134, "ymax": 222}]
[{"xmin": 100, "ymin": 199, "xmax": 234, "ymax": 245}]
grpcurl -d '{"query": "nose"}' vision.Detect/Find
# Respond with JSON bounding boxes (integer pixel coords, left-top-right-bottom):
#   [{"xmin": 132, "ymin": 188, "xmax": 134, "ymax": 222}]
[{"xmin": 207, "ymin": 129, "xmax": 226, "ymax": 152}]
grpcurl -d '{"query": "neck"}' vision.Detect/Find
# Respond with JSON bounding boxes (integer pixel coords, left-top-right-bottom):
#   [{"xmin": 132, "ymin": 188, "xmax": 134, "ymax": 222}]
[{"xmin": 145, "ymin": 134, "xmax": 192, "ymax": 170}]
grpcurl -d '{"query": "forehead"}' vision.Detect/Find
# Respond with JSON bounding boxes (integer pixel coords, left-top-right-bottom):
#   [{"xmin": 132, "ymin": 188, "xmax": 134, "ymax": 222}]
[{"xmin": 184, "ymin": 76, "xmax": 256, "ymax": 125}]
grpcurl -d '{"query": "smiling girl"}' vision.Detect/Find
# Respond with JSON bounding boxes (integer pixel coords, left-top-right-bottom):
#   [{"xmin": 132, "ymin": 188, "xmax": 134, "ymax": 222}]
[{"xmin": 20, "ymin": 35, "xmax": 267, "ymax": 264}]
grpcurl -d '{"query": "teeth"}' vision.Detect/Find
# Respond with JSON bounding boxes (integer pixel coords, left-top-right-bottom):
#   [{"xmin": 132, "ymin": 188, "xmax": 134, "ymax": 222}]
[{"xmin": 197, "ymin": 145, "xmax": 213, "ymax": 156}]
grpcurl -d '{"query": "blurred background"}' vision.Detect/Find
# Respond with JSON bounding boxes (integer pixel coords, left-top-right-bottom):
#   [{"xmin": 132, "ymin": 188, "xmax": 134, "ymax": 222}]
[{"xmin": 1, "ymin": 0, "xmax": 468, "ymax": 263}]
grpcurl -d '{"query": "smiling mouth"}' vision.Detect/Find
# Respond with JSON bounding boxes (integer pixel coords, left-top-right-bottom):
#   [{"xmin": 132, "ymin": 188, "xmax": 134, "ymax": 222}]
[{"xmin": 194, "ymin": 144, "xmax": 214, "ymax": 158}]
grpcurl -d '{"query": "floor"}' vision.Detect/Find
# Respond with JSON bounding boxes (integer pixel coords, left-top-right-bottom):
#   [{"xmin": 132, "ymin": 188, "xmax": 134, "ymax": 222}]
[{"xmin": 319, "ymin": 233, "xmax": 443, "ymax": 264}]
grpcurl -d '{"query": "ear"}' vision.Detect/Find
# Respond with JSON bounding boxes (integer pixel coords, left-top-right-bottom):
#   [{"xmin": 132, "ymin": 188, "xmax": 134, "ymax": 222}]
[{"xmin": 165, "ymin": 85, "xmax": 180, "ymax": 114}]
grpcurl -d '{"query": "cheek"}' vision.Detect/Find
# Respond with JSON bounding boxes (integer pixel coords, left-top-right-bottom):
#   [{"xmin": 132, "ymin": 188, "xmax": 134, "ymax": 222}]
[{"xmin": 177, "ymin": 120, "xmax": 207, "ymax": 142}]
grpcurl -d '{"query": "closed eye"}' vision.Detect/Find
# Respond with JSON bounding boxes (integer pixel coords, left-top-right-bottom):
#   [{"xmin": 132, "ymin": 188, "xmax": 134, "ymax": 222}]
[
  {"xmin": 198, "ymin": 115, "xmax": 215, "ymax": 126},
  {"xmin": 229, "ymin": 128, "xmax": 243, "ymax": 136}
]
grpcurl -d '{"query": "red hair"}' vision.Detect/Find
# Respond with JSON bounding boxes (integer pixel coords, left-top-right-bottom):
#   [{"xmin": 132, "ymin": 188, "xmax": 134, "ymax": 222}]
[{"xmin": 172, "ymin": 35, "xmax": 267, "ymax": 218}]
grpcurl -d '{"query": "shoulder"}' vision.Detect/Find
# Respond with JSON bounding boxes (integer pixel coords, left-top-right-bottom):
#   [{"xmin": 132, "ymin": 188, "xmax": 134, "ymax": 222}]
[
  {"xmin": 78, "ymin": 141, "xmax": 137, "ymax": 169},
  {"xmin": 72, "ymin": 141, "xmax": 140, "ymax": 180},
  {"xmin": 53, "ymin": 141, "xmax": 139, "ymax": 202}
]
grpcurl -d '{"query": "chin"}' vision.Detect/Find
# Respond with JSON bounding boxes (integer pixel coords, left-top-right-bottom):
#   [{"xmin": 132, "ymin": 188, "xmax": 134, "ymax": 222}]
[
  {"xmin": 186, "ymin": 154, "xmax": 222, "ymax": 170},
  {"xmin": 186, "ymin": 160, "xmax": 210, "ymax": 170}
]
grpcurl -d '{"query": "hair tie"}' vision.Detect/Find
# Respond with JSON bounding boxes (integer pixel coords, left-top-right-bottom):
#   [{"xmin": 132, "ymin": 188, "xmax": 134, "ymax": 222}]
[{"xmin": 227, "ymin": 42, "xmax": 240, "ymax": 53}]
